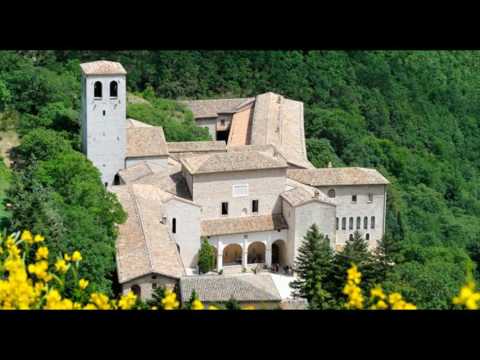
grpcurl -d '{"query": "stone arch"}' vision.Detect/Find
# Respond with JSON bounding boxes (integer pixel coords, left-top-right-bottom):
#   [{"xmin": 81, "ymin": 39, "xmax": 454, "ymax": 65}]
[
  {"xmin": 272, "ymin": 239, "xmax": 287, "ymax": 267},
  {"xmin": 223, "ymin": 243, "xmax": 242, "ymax": 266},
  {"xmin": 247, "ymin": 242, "xmax": 266, "ymax": 264}
]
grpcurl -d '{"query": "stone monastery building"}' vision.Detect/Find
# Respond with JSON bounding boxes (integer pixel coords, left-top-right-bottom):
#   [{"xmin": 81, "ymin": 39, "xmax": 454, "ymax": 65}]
[{"xmin": 80, "ymin": 60, "xmax": 390, "ymax": 302}]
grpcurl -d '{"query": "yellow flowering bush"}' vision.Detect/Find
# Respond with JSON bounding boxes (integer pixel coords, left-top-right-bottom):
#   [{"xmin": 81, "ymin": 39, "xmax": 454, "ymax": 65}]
[
  {"xmin": 452, "ymin": 277, "xmax": 480, "ymax": 310},
  {"xmin": 0, "ymin": 230, "xmax": 138, "ymax": 310},
  {"xmin": 343, "ymin": 264, "xmax": 416, "ymax": 310}
]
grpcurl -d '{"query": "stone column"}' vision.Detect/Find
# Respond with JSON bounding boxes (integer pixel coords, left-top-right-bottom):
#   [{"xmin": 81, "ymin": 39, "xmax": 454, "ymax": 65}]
[
  {"xmin": 266, "ymin": 242, "xmax": 272, "ymax": 267},
  {"xmin": 242, "ymin": 239, "xmax": 248, "ymax": 269},
  {"xmin": 217, "ymin": 240, "xmax": 223, "ymax": 272}
]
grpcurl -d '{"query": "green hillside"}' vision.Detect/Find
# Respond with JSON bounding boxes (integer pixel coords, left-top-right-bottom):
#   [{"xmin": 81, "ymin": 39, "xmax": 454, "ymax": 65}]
[{"xmin": 2, "ymin": 50, "xmax": 480, "ymax": 307}]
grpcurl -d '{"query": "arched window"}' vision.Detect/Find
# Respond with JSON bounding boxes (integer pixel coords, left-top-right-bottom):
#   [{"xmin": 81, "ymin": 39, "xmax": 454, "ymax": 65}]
[
  {"xmin": 172, "ymin": 218, "xmax": 176, "ymax": 234},
  {"xmin": 131, "ymin": 284, "xmax": 141, "ymax": 298},
  {"xmin": 349, "ymin": 217, "xmax": 353, "ymax": 230},
  {"xmin": 356, "ymin": 217, "xmax": 361, "ymax": 230},
  {"xmin": 342, "ymin": 217, "xmax": 346, "ymax": 230},
  {"xmin": 366, "ymin": 233, "xmax": 370, "ymax": 240},
  {"xmin": 328, "ymin": 189, "xmax": 336, "ymax": 198},
  {"xmin": 349, "ymin": 234, "xmax": 354, "ymax": 241},
  {"xmin": 371, "ymin": 216, "xmax": 375, "ymax": 229},
  {"xmin": 110, "ymin": 81, "xmax": 118, "ymax": 98},
  {"xmin": 363, "ymin": 216, "xmax": 368, "ymax": 230},
  {"xmin": 94, "ymin": 81, "xmax": 102, "ymax": 98}
]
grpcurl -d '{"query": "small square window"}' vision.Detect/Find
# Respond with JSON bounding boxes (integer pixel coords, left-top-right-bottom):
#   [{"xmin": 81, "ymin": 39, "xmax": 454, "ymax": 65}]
[
  {"xmin": 152, "ymin": 283, "xmax": 157, "ymax": 289},
  {"xmin": 221, "ymin": 202, "xmax": 228, "ymax": 216},
  {"xmin": 352, "ymin": 194, "xmax": 357, "ymax": 203},
  {"xmin": 368, "ymin": 193, "xmax": 373, "ymax": 203}
]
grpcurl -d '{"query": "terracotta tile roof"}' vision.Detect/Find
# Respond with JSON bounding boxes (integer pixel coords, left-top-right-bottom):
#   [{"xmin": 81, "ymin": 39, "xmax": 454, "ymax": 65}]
[
  {"xmin": 201, "ymin": 214, "xmax": 288, "ymax": 236},
  {"xmin": 180, "ymin": 97, "xmax": 254, "ymax": 118},
  {"xmin": 118, "ymin": 162, "xmax": 155, "ymax": 184},
  {"xmin": 250, "ymin": 92, "xmax": 312, "ymax": 169},
  {"xmin": 181, "ymin": 150, "xmax": 288, "ymax": 175},
  {"xmin": 281, "ymin": 180, "xmax": 335, "ymax": 207},
  {"xmin": 126, "ymin": 118, "xmax": 153, "ymax": 128},
  {"xmin": 80, "ymin": 61, "xmax": 127, "ymax": 75},
  {"xmin": 287, "ymin": 167, "xmax": 390, "ymax": 186},
  {"xmin": 111, "ymin": 184, "xmax": 185, "ymax": 284},
  {"xmin": 126, "ymin": 127, "xmax": 169, "ymax": 158},
  {"xmin": 167, "ymin": 141, "xmax": 226, "ymax": 153},
  {"xmin": 180, "ymin": 274, "xmax": 282, "ymax": 303},
  {"xmin": 227, "ymin": 104, "xmax": 254, "ymax": 146}
]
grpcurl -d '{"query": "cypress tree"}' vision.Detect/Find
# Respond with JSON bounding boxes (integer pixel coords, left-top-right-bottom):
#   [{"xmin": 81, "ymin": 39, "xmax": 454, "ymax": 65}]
[
  {"xmin": 290, "ymin": 224, "xmax": 335, "ymax": 309},
  {"xmin": 198, "ymin": 237, "xmax": 216, "ymax": 274}
]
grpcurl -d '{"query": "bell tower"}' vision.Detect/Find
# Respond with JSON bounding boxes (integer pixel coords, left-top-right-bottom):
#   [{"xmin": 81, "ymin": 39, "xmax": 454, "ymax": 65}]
[{"xmin": 80, "ymin": 60, "xmax": 127, "ymax": 186}]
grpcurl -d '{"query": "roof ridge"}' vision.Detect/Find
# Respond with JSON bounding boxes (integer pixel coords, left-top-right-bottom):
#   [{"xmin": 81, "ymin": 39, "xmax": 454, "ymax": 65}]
[{"xmin": 128, "ymin": 185, "xmax": 155, "ymax": 274}]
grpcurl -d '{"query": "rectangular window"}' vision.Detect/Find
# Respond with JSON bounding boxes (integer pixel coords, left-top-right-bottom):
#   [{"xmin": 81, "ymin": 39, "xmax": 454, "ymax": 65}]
[
  {"xmin": 364, "ymin": 216, "xmax": 368, "ymax": 230},
  {"xmin": 349, "ymin": 217, "xmax": 354, "ymax": 230},
  {"xmin": 352, "ymin": 194, "xmax": 357, "ymax": 203},
  {"xmin": 368, "ymin": 193, "xmax": 373, "ymax": 203},
  {"xmin": 336, "ymin": 217, "xmax": 339, "ymax": 230},
  {"xmin": 356, "ymin": 217, "xmax": 361, "ymax": 230},
  {"xmin": 252, "ymin": 200, "xmax": 259, "ymax": 213},
  {"xmin": 221, "ymin": 202, "xmax": 229, "ymax": 216},
  {"xmin": 172, "ymin": 218, "xmax": 176, "ymax": 234},
  {"xmin": 342, "ymin": 217, "xmax": 346, "ymax": 230},
  {"xmin": 232, "ymin": 184, "xmax": 249, "ymax": 197},
  {"xmin": 371, "ymin": 216, "xmax": 375, "ymax": 229}
]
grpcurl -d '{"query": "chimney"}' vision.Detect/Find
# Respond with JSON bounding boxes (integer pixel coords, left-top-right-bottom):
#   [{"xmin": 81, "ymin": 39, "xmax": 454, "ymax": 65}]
[{"xmin": 327, "ymin": 161, "xmax": 333, "ymax": 168}]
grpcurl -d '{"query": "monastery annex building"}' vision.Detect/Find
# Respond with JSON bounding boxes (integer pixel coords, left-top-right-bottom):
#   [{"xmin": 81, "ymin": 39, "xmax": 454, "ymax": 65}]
[{"xmin": 79, "ymin": 60, "xmax": 389, "ymax": 306}]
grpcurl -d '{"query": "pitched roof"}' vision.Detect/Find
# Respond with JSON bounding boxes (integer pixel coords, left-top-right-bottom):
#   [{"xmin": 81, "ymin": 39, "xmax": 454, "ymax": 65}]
[
  {"xmin": 181, "ymin": 150, "xmax": 288, "ymax": 175},
  {"xmin": 80, "ymin": 61, "xmax": 127, "ymax": 75},
  {"xmin": 250, "ymin": 92, "xmax": 311, "ymax": 169},
  {"xmin": 167, "ymin": 141, "xmax": 226, "ymax": 153},
  {"xmin": 126, "ymin": 127, "xmax": 169, "ymax": 158},
  {"xmin": 126, "ymin": 118, "xmax": 153, "ymax": 128},
  {"xmin": 201, "ymin": 214, "xmax": 288, "ymax": 236},
  {"xmin": 180, "ymin": 274, "xmax": 282, "ymax": 303},
  {"xmin": 111, "ymin": 184, "xmax": 185, "ymax": 284},
  {"xmin": 180, "ymin": 97, "xmax": 254, "ymax": 118},
  {"xmin": 280, "ymin": 185, "xmax": 335, "ymax": 207},
  {"xmin": 287, "ymin": 167, "xmax": 390, "ymax": 186}
]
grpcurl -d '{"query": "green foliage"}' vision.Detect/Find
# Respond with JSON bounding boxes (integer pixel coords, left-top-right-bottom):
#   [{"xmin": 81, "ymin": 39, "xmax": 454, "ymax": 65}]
[
  {"xmin": 127, "ymin": 96, "xmax": 210, "ymax": 142},
  {"xmin": 198, "ymin": 238, "xmax": 216, "ymax": 274},
  {"xmin": 290, "ymin": 224, "xmax": 335, "ymax": 309},
  {"xmin": 0, "ymin": 161, "xmax": 11, "ymax": 227},
  {"xmin": 183, "ymin": 289, "xmax": 199, "ymax": 310},
  {"xmin": 0, "ymin": 79, "xmax": 11, "ymax": 111},
  {"xmin": 224, "ymin": 297, "xmax": 241, "ymax": 310}
]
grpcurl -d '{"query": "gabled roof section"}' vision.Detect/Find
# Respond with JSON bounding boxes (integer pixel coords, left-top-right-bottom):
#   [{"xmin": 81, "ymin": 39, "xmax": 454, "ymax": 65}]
[
  {"xmin": 201, "ymin": 214, "xmax": 288, "ymax": 237},
  {"xmin": 180, "ymin": 97, "xmax": 255, "ymax": 118},
  {"xmin": 287, "ymin": 167, "xmax": 390, "ymax": 186},
  {"xmin": 111, "ymin": 184, "xmax": 185, "ymax": 284},
  {"xmin": 180, "ymin": 274, "xmax": 282, "ymax": 303},
  {"xmin": 126, "ymin": 126, "xmax": 169, "ymax": 158},
  {"xmin": 167, "ymin": 141, "xmax": 226, "ymax": 153},
  {"xmin": 126, "ymin": 118, "xmax": 153, "ymax": 128},
  {"xmin": 181, "ymin": 150, "xmax": 288, "ymax": 175},
  {"xmin": 80, "ymin": 60, "xmax": 127, "ymax": 75},
  {"xmin": 281, "ymin": 185, "xmax": 335, "ymax": 207}
]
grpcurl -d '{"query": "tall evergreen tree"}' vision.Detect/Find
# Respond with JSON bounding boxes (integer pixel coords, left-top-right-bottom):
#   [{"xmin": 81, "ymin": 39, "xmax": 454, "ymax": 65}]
[
  {"xmin": 372, "ymin": 234, "xmax": 402, "ymax": 283},
  {"xmin": 198, "ymin": 237, "xmax": 216, "ymax": 274},
  {"xmin": 333, "ymin": 231, "xmax": 375, "ymax": 298},
  {"xmin": 290, "ymin": 224, "xmax": 335, "ymax": 309}
]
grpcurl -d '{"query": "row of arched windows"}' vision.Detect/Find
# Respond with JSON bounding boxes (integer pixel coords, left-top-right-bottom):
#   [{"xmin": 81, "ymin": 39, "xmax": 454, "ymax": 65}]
[
  {"xmin": 336, "ymin": 216, "xmax": 375, "ymax": 231},
  {"xmin": 94, "ymin": 81, "xmax": 118, "ymax": 99}
]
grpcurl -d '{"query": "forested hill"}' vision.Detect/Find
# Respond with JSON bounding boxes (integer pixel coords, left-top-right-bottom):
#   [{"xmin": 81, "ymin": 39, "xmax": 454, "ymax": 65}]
[{"xmin": 1, "ymin": 50, "xmax": 480, "ymax": 308}]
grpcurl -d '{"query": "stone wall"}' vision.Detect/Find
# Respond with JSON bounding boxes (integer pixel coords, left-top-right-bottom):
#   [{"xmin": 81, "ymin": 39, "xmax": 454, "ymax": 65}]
[{"xmin": 192, "ymin": 168, "xmax": 287, "ymax": 220}]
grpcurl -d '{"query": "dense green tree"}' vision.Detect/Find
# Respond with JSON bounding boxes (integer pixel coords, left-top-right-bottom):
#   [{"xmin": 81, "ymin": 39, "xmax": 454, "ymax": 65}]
[
  {"xmin": 198, "ymin": 238, "xmax": 216, "ymax": 274},
  {"xmin": 290, "ymin": 224, "xmax": 335, "ymax": 309}
]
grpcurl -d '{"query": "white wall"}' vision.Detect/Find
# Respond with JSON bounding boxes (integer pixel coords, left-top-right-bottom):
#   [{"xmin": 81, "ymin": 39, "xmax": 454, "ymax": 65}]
[
  {"xmin": 81, "ymin": 74, "xmax": 126, "ymax": 186},
  {"xmin": 165, "ymin": 198, "xmax": 201, "ymax": 269},
  {"xmin": 292, "ymin": 201, "xmax": 336, "ymax": 261},
  {"xmin": 196, "ymin": 117, "xmax": 217, "ymax": 139},
  {"xmin": 192, "ymin": 168, "xmax": 287, "ymax": 220},
  {"xmin": 316, "ymin": 184, "xmax": 387, "ymax": 248}
]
